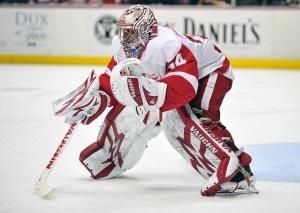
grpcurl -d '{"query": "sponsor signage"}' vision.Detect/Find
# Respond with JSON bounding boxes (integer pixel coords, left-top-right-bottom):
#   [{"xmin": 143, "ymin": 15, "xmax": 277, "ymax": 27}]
[
  {"xmin": 87, "ymin": 10, "xmax": 271, "ymax": 58},
  {"xmin": 87, "ymin": 11, "xmax": 119, "ymax": 56},
  {"xmin": 155, "ymin": 10, "xmax": 272, "ymax": 58},
  {"xmin": 0, "ymin": 11, "xmax": 12, "ymax": 53},
  {"xmin": 0, "ymin": 8, "xmax": 298, "ymax": 60},
  {"xmin": 94, "ymin": 15, "xmax": 118, "ymax": 45},
  {"xmin": 12, "ymin": 10, "xmax": 53, "ymax": 54}
]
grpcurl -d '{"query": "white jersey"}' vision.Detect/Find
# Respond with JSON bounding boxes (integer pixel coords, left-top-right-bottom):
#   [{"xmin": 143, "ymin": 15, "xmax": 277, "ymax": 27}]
[
  {"xmin": 110, "ymin": 26, "xmax": 233, "ymax": 79},
  {"xmin": 103, "ymin": 26, "xmax": 234, "ymax": 112}
]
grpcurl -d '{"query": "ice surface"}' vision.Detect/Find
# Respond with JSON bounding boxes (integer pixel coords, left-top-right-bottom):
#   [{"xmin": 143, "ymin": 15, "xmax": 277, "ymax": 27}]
[{"xmin": 0, "ymin": 64, "xmax": 299, "ymax": 213}]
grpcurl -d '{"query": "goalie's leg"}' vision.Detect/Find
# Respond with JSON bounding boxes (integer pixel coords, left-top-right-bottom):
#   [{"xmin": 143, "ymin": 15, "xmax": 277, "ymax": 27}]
[
  {"xmin": 161, "ymin": 105, "xmax": 239, "ymax": 196},
  {"xmin": 189, "ymin": 73, "xmax": 256, "ymax": 194},
  {"xmin": 79, "ymin": 103, "xmax": 161, "ymax": 179}
]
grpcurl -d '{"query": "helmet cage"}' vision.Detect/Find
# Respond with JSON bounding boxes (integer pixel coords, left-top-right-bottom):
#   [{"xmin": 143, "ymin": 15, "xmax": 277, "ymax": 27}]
[
  {"xmin": 117, "ymin": 26, "xmax": 141, "ymax": 50},
  {"xmin": 117, "ymin": 5, "xmax": 157, "ymax": 57}
]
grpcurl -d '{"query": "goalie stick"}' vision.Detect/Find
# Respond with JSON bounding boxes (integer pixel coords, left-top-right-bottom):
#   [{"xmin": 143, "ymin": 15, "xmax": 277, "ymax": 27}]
[
  {"xmin": 34, "ymin": 71, "xmax": 99, "ymax": 198},
  {"xmin": 34, "ymin": 122, "xmax": 79, "ymax": 198}
]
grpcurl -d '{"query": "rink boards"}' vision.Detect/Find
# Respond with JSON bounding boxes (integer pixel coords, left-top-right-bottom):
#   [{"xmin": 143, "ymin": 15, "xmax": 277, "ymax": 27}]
[{"xmin": 0, "ymin": 6, "xmax": 299, "ymax": 69}]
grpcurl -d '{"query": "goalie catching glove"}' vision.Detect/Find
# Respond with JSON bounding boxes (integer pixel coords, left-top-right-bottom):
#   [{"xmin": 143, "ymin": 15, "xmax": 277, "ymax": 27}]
[
  {"xmin": 53, "ymin": 70, "xmax": 109, "ymax": 125},
  {"xmin": 110, "ymin": 58, "xmax": 167, "ymax": 112}
]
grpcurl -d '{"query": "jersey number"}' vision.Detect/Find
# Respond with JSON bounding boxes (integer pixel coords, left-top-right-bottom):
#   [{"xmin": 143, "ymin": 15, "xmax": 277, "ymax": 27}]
[{"xmin": 168, "ymin": 53, "xmax": 187, "ymax": 70}]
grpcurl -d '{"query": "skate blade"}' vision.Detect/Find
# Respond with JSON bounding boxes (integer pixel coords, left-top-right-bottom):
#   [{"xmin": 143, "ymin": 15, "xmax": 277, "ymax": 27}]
[{"xmin": 215, "ymin": 189, "xmax": 259, "ymax": 196}]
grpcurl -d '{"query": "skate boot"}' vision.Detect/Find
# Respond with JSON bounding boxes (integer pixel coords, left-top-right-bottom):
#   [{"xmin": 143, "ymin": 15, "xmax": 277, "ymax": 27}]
[{"xmin": 217, "ymin": 149, "xmax": 259, "ymax": 195}]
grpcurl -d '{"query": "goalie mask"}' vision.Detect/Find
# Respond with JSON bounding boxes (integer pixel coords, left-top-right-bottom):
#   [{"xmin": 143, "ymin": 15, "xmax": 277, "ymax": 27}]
[{"xmin": 117, "ymin": 5, "xmax": 158, "ymax": 58}]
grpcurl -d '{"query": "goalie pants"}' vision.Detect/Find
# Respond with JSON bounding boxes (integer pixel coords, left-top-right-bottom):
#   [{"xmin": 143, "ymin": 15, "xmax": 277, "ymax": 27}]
[{"xmin": 190, "ymin": 72, "xmax": 235, "ymax": 142}]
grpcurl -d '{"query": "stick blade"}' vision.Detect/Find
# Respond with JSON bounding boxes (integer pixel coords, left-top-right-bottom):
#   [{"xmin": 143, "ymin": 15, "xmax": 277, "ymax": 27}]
[
  {"xmin": 34, "ymin": 169, "xmax": 54, "ymax": 198},
  {"xmin": 34, "ymin": 179, "xmax": 54, "ymax": 198}
]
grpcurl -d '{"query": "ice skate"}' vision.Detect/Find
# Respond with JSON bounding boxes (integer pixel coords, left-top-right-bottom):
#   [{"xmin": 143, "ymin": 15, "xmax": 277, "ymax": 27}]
[{"xmin": 216, "ymin": 164, "xmax": 258, "ymax": 195}]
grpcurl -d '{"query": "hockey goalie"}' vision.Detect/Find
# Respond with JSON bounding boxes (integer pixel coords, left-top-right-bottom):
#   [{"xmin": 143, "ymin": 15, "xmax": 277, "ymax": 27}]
[{"xmin": 53, "ymin": 5, "xmax": 257, "ymax": 196}]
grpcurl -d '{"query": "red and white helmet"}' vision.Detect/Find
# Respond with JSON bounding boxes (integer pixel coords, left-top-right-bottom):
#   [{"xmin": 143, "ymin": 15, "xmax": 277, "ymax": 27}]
[{"xmin": 117, "ymin": 5, "xmax": 158, "ymax": 57}]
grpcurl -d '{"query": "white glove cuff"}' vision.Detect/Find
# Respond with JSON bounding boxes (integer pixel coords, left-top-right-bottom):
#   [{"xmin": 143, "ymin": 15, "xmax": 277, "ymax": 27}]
[{"xmin": 111, "ymin": 75, "xmax": 167, "ymax": 112}]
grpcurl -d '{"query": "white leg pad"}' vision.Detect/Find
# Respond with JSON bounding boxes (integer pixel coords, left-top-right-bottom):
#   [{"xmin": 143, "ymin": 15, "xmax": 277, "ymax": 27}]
[
  {"xmin": 161, "ymin": 105, "xmax": 239, "ymax": 195},
  {"xmin": 81, "ymin": 105, "xmax": 161, "ymax": 179}
]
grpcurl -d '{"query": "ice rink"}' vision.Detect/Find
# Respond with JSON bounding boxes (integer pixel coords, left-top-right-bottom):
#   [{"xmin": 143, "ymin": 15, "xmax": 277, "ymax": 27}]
[{"xmin": 0, "ymin": 64, "xmax": 299, "ymax": 213}]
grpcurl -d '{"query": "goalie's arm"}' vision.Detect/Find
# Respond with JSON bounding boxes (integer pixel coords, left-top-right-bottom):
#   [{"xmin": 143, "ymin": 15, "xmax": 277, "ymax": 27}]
[
  {"xmin": 159, "ymin": 43, "xmax": 199, "ymax": 111},
  {"xmin": 99, "ymin": 72, "xmax": 117, "ymax": 107},
  {"xmin": 110, "ymin": 46, "xmax": 199, "ymax": 112},
  {"xmin": 158, "ymin": 72, "xmax": 198, "ymax": 112}
]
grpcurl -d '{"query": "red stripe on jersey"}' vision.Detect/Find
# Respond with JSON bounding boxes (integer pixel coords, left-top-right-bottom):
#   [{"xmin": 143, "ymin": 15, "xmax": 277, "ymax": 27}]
[
  {"xmin": 215, "ymin": 57, "xmax": 230, "ymax": 75},
  {"xmin": 184, "ymin": 34, "xmax": 202, "ymax": 43},
  {"xmin": 107, "ymin": 56, "xmax": 117, "ymax": 72},
  {"xmin": 99, "ymin": 56, "xmax": 118, "ymax": 106},
  {"xmin": 99, "ymin": 73, "xmax": 117, "ymax": 106},
  {"xmin": 214, "ymin": 45, "xmax": 222, "ymax": 53},
  {"xmin": 213, "ymin": 44, "xmax": 231, "ymax": 75}
]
